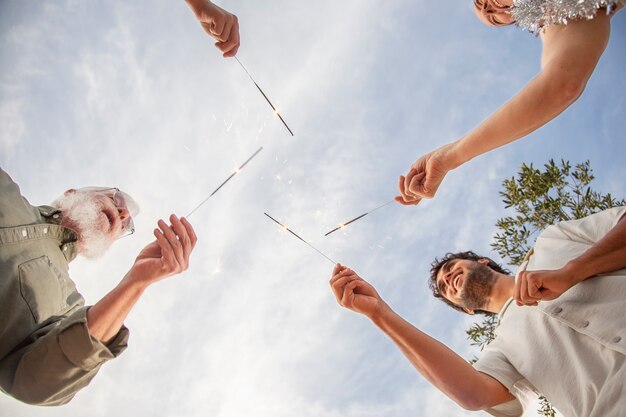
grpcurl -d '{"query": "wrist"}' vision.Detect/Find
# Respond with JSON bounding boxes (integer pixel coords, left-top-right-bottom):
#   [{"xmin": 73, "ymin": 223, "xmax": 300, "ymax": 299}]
[
  {"xmin": 440, "ymin": 141, "xmax": 468, "ymax": 170},
  {"xmin": 369, "ymin": 301, "xmax": 393, "ymax": 326},
  {"xmin": 120, "ymin": 271, "xmax": 152, "ymax": 294},
  {"xmin": 186, "ymin": 0, "xmax": 211, "ymax": 16},
  {"xmin": 562, "ymin": 260, "xmax": 588, "ymax": 285}
]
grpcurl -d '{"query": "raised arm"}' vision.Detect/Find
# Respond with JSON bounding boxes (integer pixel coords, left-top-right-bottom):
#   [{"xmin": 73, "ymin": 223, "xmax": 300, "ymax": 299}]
[
  {"xmin": 330, "ymin": 264, "xmax": 514, "ymax": 410},
  {"xmin": 397, "ymin": 12, "xmax": 613, "ymax": 205},
  {"xmin": 516, "ymin": 209, "xmax": 626, "ymax": 305},
  {"xmin": 87, "ymin": 214, "xmax": 197, "ymax": 343}
]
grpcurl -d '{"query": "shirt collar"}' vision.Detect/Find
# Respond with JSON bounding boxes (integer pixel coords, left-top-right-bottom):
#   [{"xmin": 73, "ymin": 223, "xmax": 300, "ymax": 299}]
[
  {"xmin": 37, "ymin": 205, "xmax": 63, "ymax": 224},
  {"xmin": 37, "ymin": 205, "xmax": 79, "ymax": 262}
]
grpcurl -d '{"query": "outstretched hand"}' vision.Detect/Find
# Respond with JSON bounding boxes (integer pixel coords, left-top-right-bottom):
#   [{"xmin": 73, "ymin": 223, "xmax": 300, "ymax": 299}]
[
  {"xmin": 127, "ymin": 214, "xmax": 198, "ymax": 287},
  {"xmin": 396, "ymin": 144, "xmax": 459, "ymax": 206},
  {"xmin": 514, "ymin": 268, "xmax": 579, "ymax": 306},
  {"xmin": 187, "ymin": 0, "xmax": 240, "ymax": 57},
  {"xmin": 329, "ymin": 264, "xmax": 384, "ymax": 318}
]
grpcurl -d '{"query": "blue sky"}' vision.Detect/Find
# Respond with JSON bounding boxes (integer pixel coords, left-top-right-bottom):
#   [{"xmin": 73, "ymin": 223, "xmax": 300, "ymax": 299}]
[{"xmin": 1, "ymin": 1, "xmax": 625, "ymax": 416}]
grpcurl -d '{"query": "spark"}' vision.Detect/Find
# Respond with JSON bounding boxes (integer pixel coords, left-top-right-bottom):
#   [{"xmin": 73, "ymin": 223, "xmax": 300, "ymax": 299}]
[
  {"xmin": 186, "ymin": 147, "xmax": 264, "ymax": 218},
  {"xmin": 235, "ymin": 57, "xmax": 294, "ymax": 136},
  {"xmin": 325, "ymin": 200, "xmax": 394, "ymax": 236},
  {"xmin": 212, "ymin": 258, "xmax": 222, "ymax": 275},
  {"xmin": 264, "ymin": 212, "xmax": 336, "ymax": 265}
]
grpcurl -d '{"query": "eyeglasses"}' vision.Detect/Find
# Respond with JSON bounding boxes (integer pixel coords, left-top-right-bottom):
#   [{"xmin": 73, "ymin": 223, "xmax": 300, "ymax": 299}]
[{"xmin": 79, "ymin": 186, "xmax": 135, "ymax": 238}]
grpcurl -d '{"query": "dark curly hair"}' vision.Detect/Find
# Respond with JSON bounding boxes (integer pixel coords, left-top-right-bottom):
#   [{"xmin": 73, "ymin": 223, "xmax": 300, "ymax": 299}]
[{"xmin": 429, "ymin": 251, "xmax": 511, "ymax": 316}]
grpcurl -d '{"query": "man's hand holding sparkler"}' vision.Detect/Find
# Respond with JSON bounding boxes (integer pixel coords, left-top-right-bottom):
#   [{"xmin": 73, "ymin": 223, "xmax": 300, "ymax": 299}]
[
  {"xmin": 126, "ymin": 214, "xmax": 198, "ymax": 287},
  {"xmin": 186, "ymin": 0, "xmax": 240, "ymax": 57},
  {"xmin": 330, "ymin": 264, "xmax": 386, "ymax": 319},
  {"xmin": 87, "ymin": 215, "xmax": 197, "ymax": 343},
  {"xmin": 396, "ymin": 143, "xmax": 463, "ymax": 206}
]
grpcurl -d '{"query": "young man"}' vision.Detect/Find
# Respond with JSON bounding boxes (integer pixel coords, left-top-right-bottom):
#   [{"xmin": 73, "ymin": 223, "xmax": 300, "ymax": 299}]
[
  {"xmin": 330, "ymin": 206, "xmax": 626, "ymax": 416},
  {"xmin": 0, "ymin": 168, "xmax": 197, "ymax": 405}
]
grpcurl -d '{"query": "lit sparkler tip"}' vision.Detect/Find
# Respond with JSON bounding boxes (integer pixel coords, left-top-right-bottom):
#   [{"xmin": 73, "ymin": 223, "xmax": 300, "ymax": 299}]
[
  {"xmin": 324, "ymin": 199, "xmax": 395, "ymax": 237},
  {"xmin": 186, "ymin": 147, "xmax": 264, "ymax": 218},
  {"xmin": 234, "ymin": 57, "xmax": 294, "ymax": 136},
  {"xmin": 264, "ymin": 212, "xmax": 336, "ymax": 265}
]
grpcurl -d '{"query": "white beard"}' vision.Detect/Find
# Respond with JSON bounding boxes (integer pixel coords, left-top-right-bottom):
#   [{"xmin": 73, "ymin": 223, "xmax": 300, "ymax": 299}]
[{"xmin": 51, "ymin": 192, "xmax": 115, "ymax": 259}]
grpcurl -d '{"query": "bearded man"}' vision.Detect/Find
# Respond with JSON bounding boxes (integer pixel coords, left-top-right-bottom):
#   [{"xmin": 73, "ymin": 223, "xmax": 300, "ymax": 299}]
[
  {"xmin": 0, "ymin": 168, "xmax": 197, "ymax": 406},
  {"xmin": 330, "ymin": 206, "xmax": 626, "ymax": 417}
]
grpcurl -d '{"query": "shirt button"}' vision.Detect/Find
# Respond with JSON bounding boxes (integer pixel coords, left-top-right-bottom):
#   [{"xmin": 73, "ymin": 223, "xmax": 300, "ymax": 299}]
[
  {"xmin": 43, "ymin": 227, "xmax": 49, "ymax": 234},
  {"xmin": 613, "ymin": 336, "xmax": 622, "ymax": 343},
  {"xmin": 21, "ymin": 229, "xmax": 27, "ymax": 237},
  {"xmin": 553, "ymin": 307, "xmax": 563, "ymax": 314},
  {"xmin": 581, "ymin": 321, "xmax": 590, "ymax": 328}
]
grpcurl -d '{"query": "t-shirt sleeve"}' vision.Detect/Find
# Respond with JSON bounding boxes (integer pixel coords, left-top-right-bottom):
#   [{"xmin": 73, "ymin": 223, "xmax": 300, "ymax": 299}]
[{"xmin": 473, "ymin": 349, "xmax": 525, "ymax": 417}]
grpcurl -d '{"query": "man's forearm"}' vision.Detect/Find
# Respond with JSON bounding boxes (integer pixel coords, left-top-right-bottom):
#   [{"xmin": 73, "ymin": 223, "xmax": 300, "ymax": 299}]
[
  {"xmin": 370, "ymin": 305, "xmax": 513, "ymax": 410},
  {"xmin": 565, "ymin": 214, "xmax": 626, "ymax": 284},
  {"xmin": 87, "ymin": 276, "xmax": 147, "ymax": 344}
]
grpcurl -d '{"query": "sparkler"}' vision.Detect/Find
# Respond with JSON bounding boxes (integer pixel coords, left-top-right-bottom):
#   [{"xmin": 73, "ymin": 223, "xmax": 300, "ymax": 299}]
[
  {"xmin": 264, "ymin": 212, "xmax": 336, "ymax": 265},
  {"xmin": 235, "ymin": 56, "xmax": 294, "ymax": 136},
  {"xmin": 325, "ymin": 200, "xmax": 394, "ymax": 236},
  {"xmin": 186, "ymin": 147, "xmax": 264, "ymax": 218}
]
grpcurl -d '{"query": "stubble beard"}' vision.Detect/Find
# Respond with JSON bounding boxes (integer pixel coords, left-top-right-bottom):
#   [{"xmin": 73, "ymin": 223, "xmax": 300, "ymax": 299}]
[
  {"xmin": 459, "ymin": 262, "xmax": 497, "ymax": 311},
  {"xmin": 52, "ymin": 192, "xmax": 114, "ymax": 259}
]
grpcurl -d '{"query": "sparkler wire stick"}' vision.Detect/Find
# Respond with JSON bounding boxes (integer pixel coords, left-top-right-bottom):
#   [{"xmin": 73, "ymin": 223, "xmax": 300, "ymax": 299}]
[
  {"xmin": 325, "ymin": 200, "xmax": 394, "ymax": 236},
  {"xmin": 264, "ymin": 212, "xmax": 336, "ymax": 265},
  {"xmin": 235, "ymin": 56, "xmax": 294, "ymax": 136},
  {"xmin": 186, "ymin": 146, "xmax": 264, "ymax": 218}
]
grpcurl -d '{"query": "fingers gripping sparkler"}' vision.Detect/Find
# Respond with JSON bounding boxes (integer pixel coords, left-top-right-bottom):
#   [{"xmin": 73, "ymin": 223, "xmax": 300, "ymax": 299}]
[
  {"xmin": 186, "ymin": 147, "xmax": 264, "ymax": 218},
  {"xmin": 264, "ymin": 212, "xmax": 336, "ymax": 265},
  {"xmin": 325, "ymin": 200, "xmax": 394, "ymax": 236},
  {"xmin": 235, "ymin": 57, "xmax": 294, "ymax": 136}
]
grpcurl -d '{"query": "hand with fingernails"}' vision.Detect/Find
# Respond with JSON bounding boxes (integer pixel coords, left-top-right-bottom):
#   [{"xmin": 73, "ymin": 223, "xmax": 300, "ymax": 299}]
[
  {"xmin": 329, "ymin": 264, "xmax": 385, "ymax": 318},
  {"xmin": 126, "ymin": 214, "xmax": 198, "ymax": 286},
  {"xmin": 395, "ymin": 143, "xmax": 461, "ymax": 206},
  {"xmin": 186, "ymin": 0, "xmax": 240, "ymax": 57}
]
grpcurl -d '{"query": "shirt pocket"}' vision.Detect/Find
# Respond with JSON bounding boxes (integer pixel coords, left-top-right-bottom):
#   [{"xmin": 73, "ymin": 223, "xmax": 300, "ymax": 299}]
[{"xmin": 19, "ymin": 255, "xmax": 66, "ymax": 324}]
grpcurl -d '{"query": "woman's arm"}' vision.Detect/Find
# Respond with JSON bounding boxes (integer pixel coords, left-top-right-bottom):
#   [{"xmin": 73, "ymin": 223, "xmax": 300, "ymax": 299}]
[{"xmin": 397, "ymin": 13, "xmax": 613, "ymax": 205}]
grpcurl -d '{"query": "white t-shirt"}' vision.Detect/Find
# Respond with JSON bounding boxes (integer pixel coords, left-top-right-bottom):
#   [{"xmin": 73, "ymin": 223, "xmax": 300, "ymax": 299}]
[{"xmin": 474, "ymin": 206, "xmax": 626, "ymax": 417}]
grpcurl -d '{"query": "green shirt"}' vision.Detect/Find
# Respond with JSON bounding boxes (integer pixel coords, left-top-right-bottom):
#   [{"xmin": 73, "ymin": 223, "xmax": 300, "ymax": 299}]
[{"xmin": 0, "ymin": 168, "xmax": 129, "ymax": 406}]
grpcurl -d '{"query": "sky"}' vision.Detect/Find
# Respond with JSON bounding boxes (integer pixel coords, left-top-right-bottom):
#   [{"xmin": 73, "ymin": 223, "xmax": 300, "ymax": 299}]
[{"xmin": 0, "ymin": 1, "xmax": 625, "ymax": 416}]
